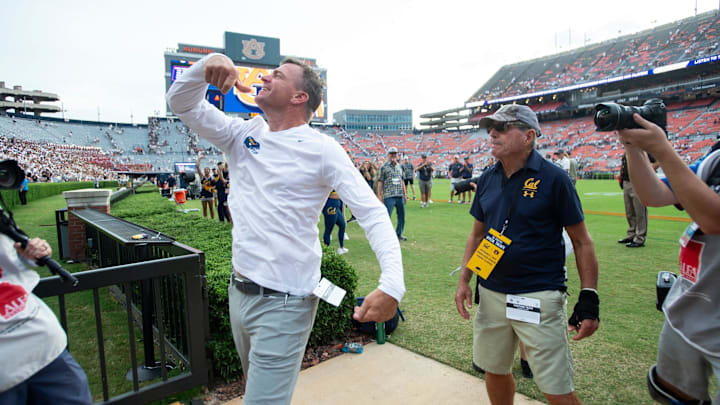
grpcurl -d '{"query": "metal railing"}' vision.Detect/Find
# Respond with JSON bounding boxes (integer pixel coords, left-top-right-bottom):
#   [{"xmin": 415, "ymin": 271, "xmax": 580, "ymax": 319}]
[{"xmin": 41, "ymin": 211, "xmax": 210, "ymax": 404}]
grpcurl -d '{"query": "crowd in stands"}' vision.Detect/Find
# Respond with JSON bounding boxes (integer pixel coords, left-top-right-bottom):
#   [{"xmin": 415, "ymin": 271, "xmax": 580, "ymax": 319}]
[
  {"xmin": 472, "ymin": 11, "xmax": 720, "ymax": 101},
  {"xmin": 321, "ymin": 98, "xmax": 720, "ymax": 178},
  {"xmin": 0, "ymin": 136, "xmax": 113, "ymax": 182},
  {"xmin": 0, "ymin": 115, "xmax": 225, "ymax": 174},
  {"xmin": 0, "ymin": 92, "xmax": 717, "ymax": 183}
]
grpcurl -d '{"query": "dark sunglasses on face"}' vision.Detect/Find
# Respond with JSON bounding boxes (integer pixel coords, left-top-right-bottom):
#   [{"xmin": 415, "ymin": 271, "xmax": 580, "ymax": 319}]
[{"xmin": 487, "ymin": 121, "xmax": 531, "ymax": 133}]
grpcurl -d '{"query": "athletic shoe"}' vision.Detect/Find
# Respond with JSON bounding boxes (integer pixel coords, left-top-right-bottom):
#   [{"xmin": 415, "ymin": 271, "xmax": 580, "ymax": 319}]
[
  {"xmin": 458, "ymin": 200, "xmax": 464, "ymax": 204},
  {"xmin": 412, "ymin": 196, "xmax": 416, "ymax": 200},
  {"xmin": 428, "ymin": 200, "xmax": 434, "ymax": 204},
  {"xmin": 398, "ymin": 235, "xmax": 408, "ymax": 241},
  {"xmin": 344, "ymin": 233, "xmax": 350, "ymax": 240},
  {"xmin": 423, "ymin": 202, "xmax": 428, "ymax": 208},
  {"xmin": 448, "ymin": 199, "xmax": 452, "ymax": 203},
  {"xmin": 337, "ymin": 247, "xmax": 349, "ymax": 255}
]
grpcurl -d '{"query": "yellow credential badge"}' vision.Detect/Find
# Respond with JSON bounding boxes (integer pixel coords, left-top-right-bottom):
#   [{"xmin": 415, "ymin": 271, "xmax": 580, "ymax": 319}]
[{"xmin": 466, "ymin": 228, "xmax": 512, "ymax": 280}]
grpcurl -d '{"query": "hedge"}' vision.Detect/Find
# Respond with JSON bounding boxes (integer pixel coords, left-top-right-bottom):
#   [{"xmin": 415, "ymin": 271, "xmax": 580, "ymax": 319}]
[
  {"xmin": 1, "ymin": 181, "xmax": 118, "ymax": 210},
  {"xmin": 111, "ymin": 189, "xmax": 358, "ymax": 381}
]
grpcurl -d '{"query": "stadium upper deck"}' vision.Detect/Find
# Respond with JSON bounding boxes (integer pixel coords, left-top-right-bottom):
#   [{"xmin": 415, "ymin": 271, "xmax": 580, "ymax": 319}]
[
  {"xmin": 471, "ymin": 11, "xmax": 720, "ymax": 102},
  {"xmin": 422, "ymin": 10, "xmax": 720, "ymax": 131}
]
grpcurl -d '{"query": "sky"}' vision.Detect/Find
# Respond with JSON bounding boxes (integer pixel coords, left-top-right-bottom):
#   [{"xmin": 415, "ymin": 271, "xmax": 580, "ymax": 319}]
[{"xmin": 2, "ymin": 0, "xmax": 719, "ymax": 127}]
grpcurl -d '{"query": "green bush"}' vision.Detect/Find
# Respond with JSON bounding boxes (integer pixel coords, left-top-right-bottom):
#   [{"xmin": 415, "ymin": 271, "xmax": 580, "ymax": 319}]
[
  {"xmin": 1, "ymin": 180, "xmax": 118, "ymax": 210},
  {"xmin": 111, "ymin": 192, "xmax": 358, "ymax": 381}
]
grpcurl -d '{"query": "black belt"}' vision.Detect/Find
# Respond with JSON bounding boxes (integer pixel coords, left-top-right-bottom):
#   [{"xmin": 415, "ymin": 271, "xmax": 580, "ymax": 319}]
[{"xmin": 231, "ymin": 274, "xmax": 285, "ymax": 295}]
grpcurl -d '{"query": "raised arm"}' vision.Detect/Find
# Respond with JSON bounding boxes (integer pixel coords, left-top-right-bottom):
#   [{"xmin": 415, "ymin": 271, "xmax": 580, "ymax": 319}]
[
  {"xmin": 619, "ymin": 114, "xmax": 720, "ymax": 233},
  {"xmin": 166, "ymin": 53, "xmax": 252, "ymax": 153}
]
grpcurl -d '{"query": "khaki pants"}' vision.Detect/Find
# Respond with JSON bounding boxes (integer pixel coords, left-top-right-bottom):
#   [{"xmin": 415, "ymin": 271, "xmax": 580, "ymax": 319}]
[
  {"xmin": 228, "ymin": 278, "xmax": 319, "ymax": 405},
  {"xmin": 623, "ymin": 181, "xmax": 648, "ymax": 244}
]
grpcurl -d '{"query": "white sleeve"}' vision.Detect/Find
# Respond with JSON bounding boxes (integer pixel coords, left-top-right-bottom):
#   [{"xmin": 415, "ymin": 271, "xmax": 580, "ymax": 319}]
[
  {"xmin": 322, "ymin": 139, "xmax": 406, "ymax": 302},
  {"xmin": 165, "ymin": 53, "xmax": 252, "ymax": 155}
]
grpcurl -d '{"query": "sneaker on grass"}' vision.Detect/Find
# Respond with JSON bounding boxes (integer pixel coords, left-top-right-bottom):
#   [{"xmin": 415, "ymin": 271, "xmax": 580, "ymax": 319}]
[{"xmin": 337, "ymin": 247, "xmax": 349, "ymax": 255}]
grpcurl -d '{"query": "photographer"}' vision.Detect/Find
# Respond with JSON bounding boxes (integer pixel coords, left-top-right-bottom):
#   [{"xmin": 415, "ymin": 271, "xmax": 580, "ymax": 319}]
[
  {"xmin": 0, "ymin": 236, "xmax": 91, "ymax": 404},
  {"xmin": 619, "ymin": 114, "xmax": 720, "ymax": 404}
]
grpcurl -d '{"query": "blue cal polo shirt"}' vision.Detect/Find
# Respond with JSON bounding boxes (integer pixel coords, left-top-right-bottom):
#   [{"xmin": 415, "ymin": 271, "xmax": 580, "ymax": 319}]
[{"xmin": 469, "ymin": 150, "xmax": 584, "ymax": 294}]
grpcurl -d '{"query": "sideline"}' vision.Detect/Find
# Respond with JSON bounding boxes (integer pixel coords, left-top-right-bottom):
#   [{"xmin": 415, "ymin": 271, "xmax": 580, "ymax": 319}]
[
  {"xmin": 228, "ymin": 342, "xmax": 542, "ymax": 405},
  {"xmin": 584, "ymin": 210, "xmax": 691, "ymax": 223},
  {"xmin": 428, "ymin": 199, "xmax": 691, "ymax": 223}
]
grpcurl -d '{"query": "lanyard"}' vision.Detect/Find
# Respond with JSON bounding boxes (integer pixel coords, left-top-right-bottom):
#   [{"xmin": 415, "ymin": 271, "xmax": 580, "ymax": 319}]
[{"xmin": 500, "ymin": 164, "xmax": 529, "ymax": 235}]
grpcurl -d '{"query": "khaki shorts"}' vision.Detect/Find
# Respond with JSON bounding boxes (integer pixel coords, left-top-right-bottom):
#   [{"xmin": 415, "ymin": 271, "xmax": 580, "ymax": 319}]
[
  {"xmin": 473, "ymin": 284, "xmax": 574, "ymax": 395},
  {"xmin": 418, "ymin": 179, "xmax": 432, "ymax": 194}
]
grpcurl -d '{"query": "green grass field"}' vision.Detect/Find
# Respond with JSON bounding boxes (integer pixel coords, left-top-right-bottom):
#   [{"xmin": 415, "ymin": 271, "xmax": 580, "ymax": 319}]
[
  {"xmin": 320, "ymin": 179, "xmax": 705, "ymax": 404},
  {"xmin": 170, "ymin": 179, "xmax": 707, "ymax": 403},
  {"xmin": 16, "ymin": 179, "xmax": 716, "ymax": 404}
]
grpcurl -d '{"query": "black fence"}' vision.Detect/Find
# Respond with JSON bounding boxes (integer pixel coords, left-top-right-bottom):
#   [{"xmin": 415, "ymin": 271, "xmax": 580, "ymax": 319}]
[{"xmin": 40, "ymin": 209, "xmax": 210, "ymax": 404}]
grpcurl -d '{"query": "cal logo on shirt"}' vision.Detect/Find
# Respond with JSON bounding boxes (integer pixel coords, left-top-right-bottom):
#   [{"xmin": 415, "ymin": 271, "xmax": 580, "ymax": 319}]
[
  {"xmin": 244, "ymin": 136, "xmax": 260, "ymax": 154},
  {"xmin": 522, "ymin": 178, "xmax": 541, "ymax": 198}
]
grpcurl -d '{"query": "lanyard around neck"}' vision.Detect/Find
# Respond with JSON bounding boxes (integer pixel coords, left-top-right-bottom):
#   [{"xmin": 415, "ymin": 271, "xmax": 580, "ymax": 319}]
[{"xmin": 500, "ymin": 164, "xmax": 529, "ymax": 235}]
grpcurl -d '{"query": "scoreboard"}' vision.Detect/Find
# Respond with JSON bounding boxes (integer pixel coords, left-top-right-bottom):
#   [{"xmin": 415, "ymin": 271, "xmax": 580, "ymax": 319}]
[{"xmin": 166, "ymin": 33, "xmax": 327, "ymax": 121}]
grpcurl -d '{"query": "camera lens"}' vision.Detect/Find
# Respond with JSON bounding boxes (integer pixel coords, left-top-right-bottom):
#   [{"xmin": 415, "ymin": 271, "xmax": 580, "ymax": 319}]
[
  {"xmin": 594, "ymin": 105, "xmax": 619, "ymax": 131},
  {"xmin": 0, "ymin": 169, "xmax": 11, "ymax": 187},
  {"xmin": 594, "ymin": 99, "xmax": 667, "ymax": 132},
  {"xmin": 0, "ymin": 160, "xmax": 23, "ymax": 189}
]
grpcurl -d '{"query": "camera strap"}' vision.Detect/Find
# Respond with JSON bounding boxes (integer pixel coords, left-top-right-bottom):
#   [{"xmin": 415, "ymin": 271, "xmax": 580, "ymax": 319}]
[{"xmin": 466, "ymin": 163, "xmax": 530, "ymax": 281}]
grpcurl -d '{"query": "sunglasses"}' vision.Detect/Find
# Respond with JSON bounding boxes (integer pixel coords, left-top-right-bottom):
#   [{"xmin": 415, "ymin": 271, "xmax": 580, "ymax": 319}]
[{"xmin": 487, "ymin": 121, "xmax": 531, "ymax": 133}]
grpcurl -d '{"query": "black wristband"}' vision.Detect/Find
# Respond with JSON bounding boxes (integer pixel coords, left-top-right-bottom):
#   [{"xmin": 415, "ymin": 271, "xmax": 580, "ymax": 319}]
[{"xmin": 568, "ymin": 290, "xmax": 600, "ymax": 328}]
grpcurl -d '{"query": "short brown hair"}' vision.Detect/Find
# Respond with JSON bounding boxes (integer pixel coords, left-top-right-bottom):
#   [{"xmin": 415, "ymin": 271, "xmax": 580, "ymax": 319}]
[{"xmin": 281, "ymin": 57, "xmax": 325, "ymax": 121}]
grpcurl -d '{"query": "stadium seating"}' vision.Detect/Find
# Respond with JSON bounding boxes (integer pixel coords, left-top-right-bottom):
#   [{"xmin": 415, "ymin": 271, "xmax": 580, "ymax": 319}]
[
  {"xmin": 471, "ymin": 12, "xmax": 720, "ymax": 101},
  {"xmin": 3, "ymin": 12, "xmax": 720, "ymax": 180},
  {"xmin": 332, "ymin": 98, "xmax": 717, "ymax": 176}
]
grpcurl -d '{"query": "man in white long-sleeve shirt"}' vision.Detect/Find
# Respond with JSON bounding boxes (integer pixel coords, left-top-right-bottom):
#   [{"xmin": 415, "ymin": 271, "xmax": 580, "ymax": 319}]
[{"xmin": 167, "ymin": 53, "xmax": 405, "ymax": 405}]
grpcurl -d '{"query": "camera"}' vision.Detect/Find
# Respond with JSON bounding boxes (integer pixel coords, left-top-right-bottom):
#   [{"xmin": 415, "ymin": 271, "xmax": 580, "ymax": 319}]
[
  {"xmin": 594, "ymin": 98, "xmax": 667, "ymax": 132},
  {"xmin": 453, "ymin": 177, "xmax": 479, "ymax": 194},
  {"xmin": 0, "ymin": 160, "xmax": 25, "ymax": 190},
  {"xmin": 655, "ymin": 271, "xmax": 677, "ymax": 312}
]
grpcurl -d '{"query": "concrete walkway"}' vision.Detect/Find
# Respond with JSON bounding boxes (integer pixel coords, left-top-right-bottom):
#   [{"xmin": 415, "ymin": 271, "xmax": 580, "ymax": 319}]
[{"xmin": 226, "ymin": 342, "xmax": 542, "ymax": 405}]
